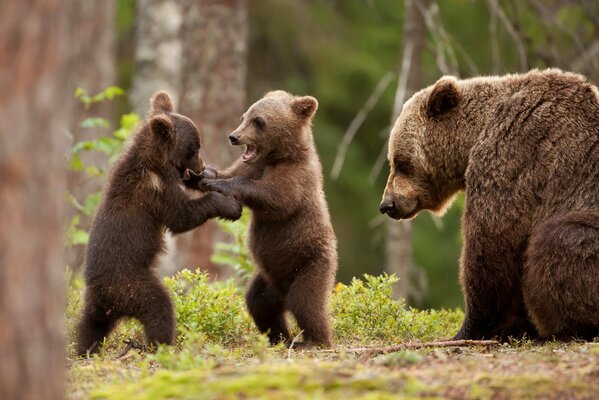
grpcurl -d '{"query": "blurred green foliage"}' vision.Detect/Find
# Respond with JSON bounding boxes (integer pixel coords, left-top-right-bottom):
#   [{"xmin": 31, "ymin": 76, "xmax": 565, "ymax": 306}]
[{"xmin": 66, "ymin": 87, "xmax": 138, "ymax": 248}]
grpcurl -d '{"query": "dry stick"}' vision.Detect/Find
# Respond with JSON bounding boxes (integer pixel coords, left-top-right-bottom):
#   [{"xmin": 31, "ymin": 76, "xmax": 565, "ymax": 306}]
[
  {"xmin": 330, "ymin": 72, "xmax": 395, "ymax": 180},
  {"xmin": 343, "ymin": 339, "xmax": 499, "ymax": 361}
]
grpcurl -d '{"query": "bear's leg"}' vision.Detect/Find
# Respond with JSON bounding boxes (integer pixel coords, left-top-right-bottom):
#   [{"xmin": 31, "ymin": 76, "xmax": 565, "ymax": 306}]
[
  {"xmin": 246, "ymin": 272, "xmax": 290, "ymax": 345},
  {"xmin": 454, "ymin": 221, "xmax": 537, "ymax": 341},
  {"xmin": 523, "ymin": 211, "xmax": 599, "ymax": 340},
  {"xmin": 129, "ymin": 276, "xmax": 176, "ymax": 348},
  {"xmin": 286, "ymin": 267, "xmax": 333, "ymax": 347},
  {"xmin": 76, "ymin": 295, "xmax": 119, "ymax": 356}
]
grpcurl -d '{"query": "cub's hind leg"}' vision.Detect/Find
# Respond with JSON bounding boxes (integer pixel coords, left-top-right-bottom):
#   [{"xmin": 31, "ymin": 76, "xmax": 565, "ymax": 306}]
[
  {"xmin": 128, "ymin": 275, "xmax": 176, "ymax": 348},
  {"xmin": 286, "ymin": 265, "xmax": 334, "ymax": 347},
  {"xmin": 246, "ymin": 272, "xmax": 290, "ymax": 345},
  {"xmin": 76, "ymin": 291, "xmax": 119, "ymax": 356}
]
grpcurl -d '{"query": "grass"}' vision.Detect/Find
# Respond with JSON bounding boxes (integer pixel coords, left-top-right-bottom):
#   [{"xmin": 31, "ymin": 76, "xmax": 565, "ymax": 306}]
[{"xmin": 65, "ymin": 270, "xmax": 599, "ymax": 399}]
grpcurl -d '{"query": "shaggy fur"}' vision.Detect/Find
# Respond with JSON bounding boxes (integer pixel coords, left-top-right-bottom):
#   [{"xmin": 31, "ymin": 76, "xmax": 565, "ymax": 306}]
[
  {"xmin": 76, "ymin": 91, "xmax": 242, "ymax": 355},
  {"xmin": 199, "ymin": 91, "xmax": 338, "ymax": 347},
  {"xmin": 380, "ymin": 69, "xmax": 599, "ymax": 340}
]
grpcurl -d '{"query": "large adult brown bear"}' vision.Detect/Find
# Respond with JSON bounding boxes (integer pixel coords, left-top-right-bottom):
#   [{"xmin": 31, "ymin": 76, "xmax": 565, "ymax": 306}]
[
  {"xmin": 379, "ymin": 69, "xmax": 599, "ymax": 341},
  {"xmin": 76, "ymin": 91, "xmax": 242, "ymax": 356}
]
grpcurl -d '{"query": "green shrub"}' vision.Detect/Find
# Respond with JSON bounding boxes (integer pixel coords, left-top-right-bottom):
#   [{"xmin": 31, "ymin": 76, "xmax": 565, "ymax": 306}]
[{"xmin": 165, "ymin": 270, "xmax": 257, "ymax": 346}]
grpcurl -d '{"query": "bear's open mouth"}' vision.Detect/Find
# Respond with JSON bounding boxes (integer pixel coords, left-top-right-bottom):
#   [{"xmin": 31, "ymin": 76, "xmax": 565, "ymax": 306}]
[{"xmin": 242, "ymin": 144, "xmax": 258, "ymax": 162}]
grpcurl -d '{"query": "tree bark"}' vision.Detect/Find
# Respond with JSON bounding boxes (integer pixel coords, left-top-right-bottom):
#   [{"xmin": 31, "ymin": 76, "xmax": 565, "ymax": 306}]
[
  {"xmin": 176, "ymin": 0, "xmax": 248, "ymax": 275},
  {"xmin": 0, "ymin": 1, "xmax": 68, "ymax": 398},
  {"xmin": 386, "ymin": 0, "xmax": 431, "ymax": 301},
  {"xmin": 131, "ymin": 0, "xmax": 248, "ymax": 275}
]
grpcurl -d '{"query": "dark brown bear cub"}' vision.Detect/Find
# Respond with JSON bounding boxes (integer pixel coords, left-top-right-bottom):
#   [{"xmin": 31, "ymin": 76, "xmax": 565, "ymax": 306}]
[
  {"xmin": 200, "ymin": 91, "xmax": 338, "ymax": 347},
  {"xmin": 380, "ymin": 69, "xmax": 599, "ymax": 341},
  {"xmin": 76, "ymin": 91, "xmax": 242, "ymax": 356}
]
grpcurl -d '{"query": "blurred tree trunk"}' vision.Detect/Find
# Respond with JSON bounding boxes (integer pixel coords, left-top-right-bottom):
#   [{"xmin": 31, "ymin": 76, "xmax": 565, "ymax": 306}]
[
  {"xmin": 386, "ymin": 0, "xmax": 431, "ymax": 301},
  {"xmin": 66, "ymin": 0, "xmax": 116, "ymax": 269},
  {"xmin": 0, "ymin": 1, "xmax": 68, "ymax": 398},
  {"xmin": 130, "ymin": 0, "xmax": 184, "ymax": 274},
  {"xmin": 131, "ymin": 0, "xmax": 248, "ymax": 276},
  {"xmin": 176, "ymin": 0, "xmax": 248, "ymax": 275}
]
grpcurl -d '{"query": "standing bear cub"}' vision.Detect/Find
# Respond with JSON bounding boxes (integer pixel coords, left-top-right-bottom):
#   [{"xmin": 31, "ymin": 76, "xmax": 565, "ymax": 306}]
[
  {"xmin": 200, "ymin": 91, "xmax": 338, "ymax": 347},
  {"xmin": 380, "ymin": 69, "xmax": 599, "ymax": 341},
  {"xmin": 76, "ymin": 91, "xmax": 242, "ymax": 355}
]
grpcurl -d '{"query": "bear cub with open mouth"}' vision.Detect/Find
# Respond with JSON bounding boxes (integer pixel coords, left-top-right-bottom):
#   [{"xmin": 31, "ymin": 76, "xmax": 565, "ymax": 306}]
[{"xmin": 200, "ymin": 91, "xmax": 338, "ymax": 347}]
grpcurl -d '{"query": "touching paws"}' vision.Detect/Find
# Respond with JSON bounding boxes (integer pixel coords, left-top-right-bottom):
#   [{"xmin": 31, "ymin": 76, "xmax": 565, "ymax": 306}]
[
  {"xmin": 200, "ymin": 179, "xmax": 231, "ymax": 196},
  {"xmin": 206, "ymin": 192, "xmax": 242, "ymax": 221}
]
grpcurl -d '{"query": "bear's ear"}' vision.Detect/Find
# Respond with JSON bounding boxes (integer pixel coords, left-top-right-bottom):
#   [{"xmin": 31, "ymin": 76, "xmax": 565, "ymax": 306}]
[
  {"xmin": 151, "ymin": 90, "xmax": 174, "ymax": 113},
  {"xmin": 291, "ymin": 96, "xmax": 318, "ymax": 119},
  {"xmin": 149, "ymin": 114, "xmax": 175, "ymax": 144},
  {"xmin": 426, "ymin": 77, "xmax": 461, "ymax": 118}
]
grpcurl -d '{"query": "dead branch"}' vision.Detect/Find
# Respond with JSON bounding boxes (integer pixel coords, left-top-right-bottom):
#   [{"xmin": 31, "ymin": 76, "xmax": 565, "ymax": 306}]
[
  {"xmin": 342, "ymin": 339, "xmax": 499, "ymax": 357},
  {"xmin": 330, "ymin": 72, "xmax": 394, "ymax": 180}
]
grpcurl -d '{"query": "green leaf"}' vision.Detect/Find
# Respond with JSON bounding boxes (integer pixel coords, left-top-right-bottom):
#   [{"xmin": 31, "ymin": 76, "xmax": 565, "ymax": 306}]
[
  {"xmin": 81, "ymin": 117, "xmax": 110, "ymax": 129},
  {"xmin": 103, "ymin": 86, "xmax": 125, "ymax": 100}
]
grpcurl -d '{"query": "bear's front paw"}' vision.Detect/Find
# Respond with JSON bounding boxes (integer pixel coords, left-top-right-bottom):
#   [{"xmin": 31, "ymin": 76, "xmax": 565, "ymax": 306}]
[
  {"xmin": 221, "ymin": 198, "xmax": 243, "ymax": 221},
  {"xmin": 199, "ymin": 167, "xmax": 218, "ymax": 180},
  {"xmin": 200, "ymin": 179, "xmax": 231, "ymax": 195},
  {"xmin": 182, "ymin": 170, "xmax": 203, "ymax": 190}
]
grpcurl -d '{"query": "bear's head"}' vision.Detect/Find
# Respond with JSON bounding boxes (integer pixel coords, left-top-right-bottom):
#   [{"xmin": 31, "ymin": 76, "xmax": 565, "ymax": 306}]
[
  {"xmin": 380, "ymin": 76, "xmax": 464, "ymax": 220},
  {"xmin": 147, "ymin": 91, "xmax": 205, "ymax": 180},
  {"xmin": 227, "ymin": 90, "xmax": 318, "ymax": 163}
]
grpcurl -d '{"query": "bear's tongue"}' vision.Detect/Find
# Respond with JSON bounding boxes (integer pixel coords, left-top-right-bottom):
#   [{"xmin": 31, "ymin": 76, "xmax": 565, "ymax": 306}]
[{"xmin": 242, "ymin": 144, "xmax": 257, "ymax": 161}]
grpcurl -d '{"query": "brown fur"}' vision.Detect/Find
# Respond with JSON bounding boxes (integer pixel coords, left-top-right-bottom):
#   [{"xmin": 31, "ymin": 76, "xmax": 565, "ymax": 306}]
[
  {"xmin": 76, "ymin": 91, "xmax": 242, "ymax": 355},
  {"xmin": 199, "ymin": 91, "xmax": 338, "ymax": 347},
  {"xmin": 380, "ymin": 69, "xmax": 599, "ymax": 340}
]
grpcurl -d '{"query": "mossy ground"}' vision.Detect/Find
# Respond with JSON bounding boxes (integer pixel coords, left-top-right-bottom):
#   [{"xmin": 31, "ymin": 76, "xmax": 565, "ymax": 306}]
[{"xmin": 66, "ymin": 271, "xmax": 599, "ymax": 399}]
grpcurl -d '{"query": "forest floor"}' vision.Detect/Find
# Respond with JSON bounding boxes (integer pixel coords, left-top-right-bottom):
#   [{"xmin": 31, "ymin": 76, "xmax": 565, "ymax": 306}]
[
  {"xmin": 65, "ymin": 271, "xmax": 599, "ymax": 399},
  {"xmin": 67, "ymin": 340, "xmax": 599, "ymax": 399}
]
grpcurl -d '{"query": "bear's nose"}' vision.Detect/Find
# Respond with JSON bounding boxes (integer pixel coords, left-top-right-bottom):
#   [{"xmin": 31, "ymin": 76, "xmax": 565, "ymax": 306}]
[
  {"xmin": 229, "ymin": 134, "xmax": 239, "ymax": 145},
  {"xmin": 379, "ymin": 198, "xmax": 396, "ymax": 215}
]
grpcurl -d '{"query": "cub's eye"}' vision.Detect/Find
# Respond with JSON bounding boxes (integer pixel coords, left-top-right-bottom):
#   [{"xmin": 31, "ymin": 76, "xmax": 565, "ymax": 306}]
[
  {"xmin": 393, "ymin": 157, "xmax": 413, "ymax": 176},
  {"xmin": 252, "ymin": 116, "xmax": 266, "ymax": 129}
]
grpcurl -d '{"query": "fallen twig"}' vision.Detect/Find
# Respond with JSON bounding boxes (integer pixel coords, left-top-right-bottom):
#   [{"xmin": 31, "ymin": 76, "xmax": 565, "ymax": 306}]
[{"xmin": 321, "ymin": 339, "xmax": 499, "ymax": 361}]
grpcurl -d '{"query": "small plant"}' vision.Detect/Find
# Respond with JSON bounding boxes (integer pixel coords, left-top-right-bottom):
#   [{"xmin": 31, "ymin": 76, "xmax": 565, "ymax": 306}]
[
  {"xmin": 165, "ymin": 269, "xmax": 257, "ymax": 346},
  {"xmin": 65, "ymin": 86, "xmax": 139, "ymax": 249},
  {"xmin": 210, "ymin": 210, "xmax": 256, "ymax": 284}
]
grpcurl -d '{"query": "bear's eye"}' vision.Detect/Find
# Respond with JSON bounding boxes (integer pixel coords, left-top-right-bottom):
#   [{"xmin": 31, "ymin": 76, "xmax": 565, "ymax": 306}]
[
  {"xmin": 252, "ymin": 116, "xmax": 266, "ymax": 129},
  {"xmin": 393, "ymin": 157, "xmax": 413, "ymax": 176}
]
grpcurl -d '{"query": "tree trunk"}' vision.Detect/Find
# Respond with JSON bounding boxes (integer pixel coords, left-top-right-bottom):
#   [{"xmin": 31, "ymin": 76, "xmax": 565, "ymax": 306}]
[
  {"xmin": 176, "ymin": 0, "xmax": 248, "ymax": 275},
  {"xmin": 0, "ymin": 1, "xmax": 68, "ymax": 398},
  {"xmin": 386, "ymin": 0, "xmax": 430, "ymax": 301},
  {"xmin": 131, "ymin": 0, "xmax": 248, "ymax": 276}
]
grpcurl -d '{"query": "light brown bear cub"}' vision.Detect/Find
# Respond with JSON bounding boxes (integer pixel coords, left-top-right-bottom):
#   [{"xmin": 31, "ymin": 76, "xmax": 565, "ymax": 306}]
[
  {"xmin": 380, "ymin": 69, "xmax": 599, "ymax": 341},
  {"xmin": 199, "ymin": 91, "xmax": 338, "ymax": 347}
]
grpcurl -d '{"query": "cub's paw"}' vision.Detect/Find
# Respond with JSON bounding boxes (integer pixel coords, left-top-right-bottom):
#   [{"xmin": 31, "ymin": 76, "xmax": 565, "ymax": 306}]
[
  {"xmin": 199, "ymin": 167, "xmax": 218, "ymax": 180},
  {"xmin": 200, "ymin": 179, "xmax": 231, "ymax": 195},
  {"xmin": 182, "ymin": 170, "xmax": 203, "ymax": 190},
  {"xmin": 219, "ymin": 196, "xmax": 243, "ymax": 221}
]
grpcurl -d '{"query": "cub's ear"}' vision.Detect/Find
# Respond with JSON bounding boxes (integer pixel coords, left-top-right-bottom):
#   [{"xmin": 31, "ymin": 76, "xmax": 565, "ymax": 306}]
[
  {"xmin": 426, "ymin": 77, "xmax": 461, "ymax": 118},
  {"xmin": 150, "ymin": 114, "xmax": 174, "ymax": 144},
  {"xmin": 291, "ymin": 96, "xmax": 318, "ymax": 119},
  {"xmin": 151, "ymin": 90, "xmax": 174, "ymax": 113}
]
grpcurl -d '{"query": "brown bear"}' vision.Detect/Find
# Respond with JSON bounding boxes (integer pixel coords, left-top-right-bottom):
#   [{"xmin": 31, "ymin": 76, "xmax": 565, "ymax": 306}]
[
  {"xmin": 379, "ymin": 69, "xmax": 599, "ymax": 341},
  {"xmin": 76, "ymin": 91, "xmax": 242, "ymax": 356},
  {"xmin": 198, "ymin": 91, "xmax": 338, "ymax": 347}
]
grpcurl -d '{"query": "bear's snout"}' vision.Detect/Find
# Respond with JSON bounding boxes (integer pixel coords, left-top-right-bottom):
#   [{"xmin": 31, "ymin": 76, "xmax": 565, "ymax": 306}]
[
  {"xmin": 379, "ymin": 198, "xmax": 396, "ymax": 215},
  {"xmin": 229, "ymin": 134, "xmax": 240, "ymax": 145}
]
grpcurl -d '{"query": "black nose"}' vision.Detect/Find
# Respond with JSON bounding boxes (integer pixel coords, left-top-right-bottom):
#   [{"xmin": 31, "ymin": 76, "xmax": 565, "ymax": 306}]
[
  {"xmin": 229, "ymin": 134, "xmax": 239, "ymax": 145},
  {"xmin": 379, "ymin": 198, "xmax": 395, "ymax": 215}
]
